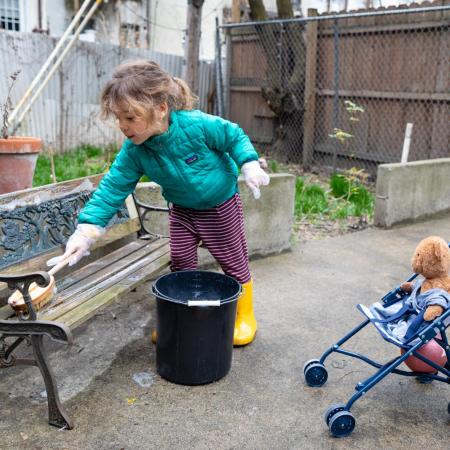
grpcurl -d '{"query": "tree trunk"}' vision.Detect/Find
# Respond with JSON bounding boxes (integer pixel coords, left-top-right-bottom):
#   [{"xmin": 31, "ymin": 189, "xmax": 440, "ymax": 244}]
[
  {"xmin": 248, "ymin": 0, "xmax": 306, "ymax": 163},
  {"xmin": 248, "ymin": 0, "xmax": 267, "ymax": 20},
  {"xmin": 276, "ymin": 0, "xmax": 293, "ymax": 18},
  {"xmin": 186, "ymin": 0, "xmax": 205, "ymax": 94}
]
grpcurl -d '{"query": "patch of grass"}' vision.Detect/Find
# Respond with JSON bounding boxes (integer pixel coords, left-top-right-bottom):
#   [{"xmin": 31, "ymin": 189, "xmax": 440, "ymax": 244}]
[
  {"xmin": 294, "ymin": 170, "xmax": 374, "ymax": 222},
  {"xmin": 295, "ymin": 182, "xmax": 328, "ymax": 216},
  {"xmin": 329, "ymin": 173, "xmax": 350, "ymax": 198},
  {"xmin": 33, "ymin": 144, "xmax": 119, "ymax": 187}
]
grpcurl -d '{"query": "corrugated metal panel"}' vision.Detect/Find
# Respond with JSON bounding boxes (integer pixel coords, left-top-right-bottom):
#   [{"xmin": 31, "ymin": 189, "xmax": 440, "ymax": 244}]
[{"xmin": 0, "ymin": 30, "xmax": 215, "ymax": 152}]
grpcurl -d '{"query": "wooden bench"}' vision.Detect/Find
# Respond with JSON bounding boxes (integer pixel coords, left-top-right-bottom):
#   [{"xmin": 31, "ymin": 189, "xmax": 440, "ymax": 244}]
[{"xmin": 0, "ymin": 174, "xmax": 170, "ymax": 429}]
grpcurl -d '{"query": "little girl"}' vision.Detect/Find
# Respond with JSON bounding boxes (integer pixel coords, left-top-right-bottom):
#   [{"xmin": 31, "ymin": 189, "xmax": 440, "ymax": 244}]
[{"xmin": 48, "ymin": 60, "xmax": 269, "ymax": 346}]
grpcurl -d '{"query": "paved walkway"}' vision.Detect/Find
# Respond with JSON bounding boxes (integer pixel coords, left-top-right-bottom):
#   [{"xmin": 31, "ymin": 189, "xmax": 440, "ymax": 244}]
[{"xmin": 1, "ymin": 213, "xmax": 449, "ymax": 449}]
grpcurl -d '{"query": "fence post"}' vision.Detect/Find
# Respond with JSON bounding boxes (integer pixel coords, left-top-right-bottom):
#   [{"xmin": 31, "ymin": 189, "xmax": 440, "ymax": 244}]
[
  {"xmin": 224, "ymin": 28, "xmax": 233, "ymax": 118},
  {"xmin": 215, "ymin": 17, "xmax": 224, "ymax": 117},
  {"xmin": 302, "ymin": 9, "xmax": 318, "ymax": 170},
  {"xmin": 331, "ymin": 18, "xmax": 340, "ymax": 171}
]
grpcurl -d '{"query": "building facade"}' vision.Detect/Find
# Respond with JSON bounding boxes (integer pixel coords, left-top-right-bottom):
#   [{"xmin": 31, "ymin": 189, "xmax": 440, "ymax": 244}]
[{"xmin": 0, "ymin": 0, "xmax": 429, "ymax": 61}]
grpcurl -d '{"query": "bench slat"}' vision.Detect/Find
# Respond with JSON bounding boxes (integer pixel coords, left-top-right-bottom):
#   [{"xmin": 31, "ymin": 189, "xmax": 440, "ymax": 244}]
[
  {"xmin": 55, "ymin": 240, "xmax": 150, "ymax": 293},
  {"xmin": 0, "ymin": 242, "xmax": 149, "ymax": 321},
  {"xmin": 0, "ymin": 239, "xmax": 170, "ymax": 322},
  {"xmin": 45, "ymin": 239, "xmax": 169, "ymax": 315},
  {"xmin": 56, "ymin": 249, "xmax": 171, "ymax": 329},
  {"xmin": 0, "ymin": 218, "xmax": 140, "ymax": 297},
  {"xmin": 41, "ymin": 239, "xmax": 170, "ymax": 322},
  {"xmin": 0, "ymin": 304, "xmax": 12, "ymax": 320}
]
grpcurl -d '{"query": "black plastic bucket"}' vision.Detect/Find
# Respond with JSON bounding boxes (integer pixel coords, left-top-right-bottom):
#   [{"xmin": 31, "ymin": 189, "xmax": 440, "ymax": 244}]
[{"xmin": 152, "ymin": 270, "xmax": 241, "ymax": 385}]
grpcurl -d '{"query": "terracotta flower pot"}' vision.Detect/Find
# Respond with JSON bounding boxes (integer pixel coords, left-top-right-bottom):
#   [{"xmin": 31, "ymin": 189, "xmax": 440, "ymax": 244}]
[{"xmin": 0, "ymin": 137, "xmax": 42, "ymax": 194}]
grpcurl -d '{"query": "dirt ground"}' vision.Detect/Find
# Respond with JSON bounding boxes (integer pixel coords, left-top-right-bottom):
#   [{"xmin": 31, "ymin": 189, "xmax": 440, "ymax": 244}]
[{"xmin": 295, "ymin": 214, "xmax": 372, "ymax": 241}]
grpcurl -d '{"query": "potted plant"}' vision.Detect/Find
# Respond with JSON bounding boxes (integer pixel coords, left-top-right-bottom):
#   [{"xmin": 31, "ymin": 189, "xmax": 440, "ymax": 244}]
[{"xmin": 0, "ymin": 70, "xmax": 42, "ymax": 195}]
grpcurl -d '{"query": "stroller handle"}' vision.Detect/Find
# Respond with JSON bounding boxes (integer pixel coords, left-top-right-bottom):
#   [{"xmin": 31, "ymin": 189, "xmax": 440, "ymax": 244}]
[{"xmin": 381, "ymin": 273, "xmax": 419, "ymax": 306}]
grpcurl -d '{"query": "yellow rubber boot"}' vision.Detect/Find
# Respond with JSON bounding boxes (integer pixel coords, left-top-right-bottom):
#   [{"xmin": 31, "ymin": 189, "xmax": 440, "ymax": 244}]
[
  {"xmin": 233, "ymin": 279, "xmax": 257, "ymax": 346},
  {"xmin": 151, "ymin": 329, "xmax": 157, "ymax": 345}
]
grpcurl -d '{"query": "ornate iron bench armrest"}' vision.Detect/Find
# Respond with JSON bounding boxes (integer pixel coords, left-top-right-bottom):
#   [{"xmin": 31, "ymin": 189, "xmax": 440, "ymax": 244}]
[
  {"xmin": 0, "ymin": 272, "xmax": 51, "ymax": 320},
  {"xmin": 132, "ymin": 193, "xmax": 170, "ymax": 239}
]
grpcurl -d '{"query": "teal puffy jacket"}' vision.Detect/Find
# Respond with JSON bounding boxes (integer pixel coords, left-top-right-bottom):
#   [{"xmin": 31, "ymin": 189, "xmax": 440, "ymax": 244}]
[{"xmin": 78, "ymin": 109, "xmax": 259, "ymax": 227}]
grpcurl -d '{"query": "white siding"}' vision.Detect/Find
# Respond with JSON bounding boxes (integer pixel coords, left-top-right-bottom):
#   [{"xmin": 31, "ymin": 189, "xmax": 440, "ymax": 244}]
[{"xmin": 0, "ymin": 31, "xmax": 214, "ymax": 152}]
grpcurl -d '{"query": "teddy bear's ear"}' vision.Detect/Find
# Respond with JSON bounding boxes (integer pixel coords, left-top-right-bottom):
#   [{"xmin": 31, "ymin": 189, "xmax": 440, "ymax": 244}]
[{"xmin": 432, "ymin": 237, "xmax": 449, "ymax": 262}]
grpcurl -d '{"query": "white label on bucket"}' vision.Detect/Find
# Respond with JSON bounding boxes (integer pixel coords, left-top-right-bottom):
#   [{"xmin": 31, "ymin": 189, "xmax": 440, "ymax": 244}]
[{"xmin": 187, "ymin": 300, "xmax": 221, "ymax": 307}]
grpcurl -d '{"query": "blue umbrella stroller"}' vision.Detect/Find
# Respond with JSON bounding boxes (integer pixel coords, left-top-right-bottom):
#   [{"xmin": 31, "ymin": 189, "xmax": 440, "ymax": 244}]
[{"xmin": 303, "ymin": 251, "xmax": 450, "ymax": 438}]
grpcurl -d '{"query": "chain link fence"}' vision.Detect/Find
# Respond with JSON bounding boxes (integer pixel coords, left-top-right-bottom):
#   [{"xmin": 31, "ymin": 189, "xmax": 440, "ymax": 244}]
[{"xmin": 219, "ymin": 4, "xmax": 450, "ymax": 177}]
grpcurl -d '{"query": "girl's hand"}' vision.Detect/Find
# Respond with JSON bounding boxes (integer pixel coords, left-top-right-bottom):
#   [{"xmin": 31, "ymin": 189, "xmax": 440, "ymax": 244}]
[
  {"xmin": 258, "ymin": 157, "xmax": 268, "ymax": 169},
  {"xmin": 47, "ymin": 224, "xmax": 105, "ymax": 267},
  {"xmin": 241, "ymin": 160, "xmax": 270, "ymax": 199}
]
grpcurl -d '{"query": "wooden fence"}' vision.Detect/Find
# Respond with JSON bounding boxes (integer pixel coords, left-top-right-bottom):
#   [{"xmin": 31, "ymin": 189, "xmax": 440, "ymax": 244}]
[{"xmin": 225, "ymin": 3, "xmax": 450, "ymax": 173}]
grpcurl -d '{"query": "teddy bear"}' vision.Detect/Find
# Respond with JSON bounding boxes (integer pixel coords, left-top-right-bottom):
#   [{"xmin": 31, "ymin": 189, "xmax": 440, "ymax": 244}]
[{"xmin": 400, "ymin": 235, "xmax": 450, "ymax": 321}]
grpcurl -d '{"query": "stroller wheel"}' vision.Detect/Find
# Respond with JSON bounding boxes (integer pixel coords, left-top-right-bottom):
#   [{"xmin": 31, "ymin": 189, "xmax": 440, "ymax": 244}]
[
  {"xmin": 303, "ymin": 358, "xmax": 320, "ymax": 373},
  {"xmin": 304, "ymin": 362, "xmax": 328, "ymax": 387},
  {"xmin": 328, "ymin": 410, "xmax": 356, "ymax": 438},
  {"xmin": 324, "ymin": 403, "xmax": 346, "ymax": 426}
]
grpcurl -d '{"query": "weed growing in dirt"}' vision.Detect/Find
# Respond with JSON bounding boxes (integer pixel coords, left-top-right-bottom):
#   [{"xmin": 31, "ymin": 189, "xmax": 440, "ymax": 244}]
[{"xmin": 295, "ymin": 168, "xmax": 374, "ymax": 222}]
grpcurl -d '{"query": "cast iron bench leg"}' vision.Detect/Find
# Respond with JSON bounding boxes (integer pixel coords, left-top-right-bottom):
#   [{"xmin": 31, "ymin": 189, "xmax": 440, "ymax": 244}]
[
  {"xmin": 31, "ymin": 334, "xmax": 74, "ymax": 429},
  {"xmin": 0, "ymin": 273, "xmax": 75, "ymax": 428}
]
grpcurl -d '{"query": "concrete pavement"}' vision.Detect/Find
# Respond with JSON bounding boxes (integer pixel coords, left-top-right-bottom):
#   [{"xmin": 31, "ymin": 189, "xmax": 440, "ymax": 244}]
[{"xmin": 1, "ymin": 213, "xmax": 449, "ymax": 449}]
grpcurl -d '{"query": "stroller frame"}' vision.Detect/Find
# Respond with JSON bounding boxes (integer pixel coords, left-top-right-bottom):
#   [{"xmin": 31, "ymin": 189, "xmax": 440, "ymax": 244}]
[{"xmin": 304, "ymin": 257, "xmax": 450, "ymax": 438}]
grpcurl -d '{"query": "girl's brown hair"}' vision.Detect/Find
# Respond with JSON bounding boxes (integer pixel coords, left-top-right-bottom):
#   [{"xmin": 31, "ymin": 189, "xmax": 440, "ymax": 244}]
[{"xmin": 100, "ymin": 60, "xmax": 198, "ymax": 121}]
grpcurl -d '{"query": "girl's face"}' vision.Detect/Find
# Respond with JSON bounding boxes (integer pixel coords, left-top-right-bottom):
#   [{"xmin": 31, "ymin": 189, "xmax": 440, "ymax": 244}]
[{"xmin": 115, "ymin": 103, "xmax": 169, "ymax": 145}]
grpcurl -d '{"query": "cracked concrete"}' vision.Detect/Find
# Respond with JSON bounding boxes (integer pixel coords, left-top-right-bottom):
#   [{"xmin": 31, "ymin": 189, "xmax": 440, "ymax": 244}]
[{"xmin": 1, "ymin": 213, "xmax": 449, "ymax": 449}]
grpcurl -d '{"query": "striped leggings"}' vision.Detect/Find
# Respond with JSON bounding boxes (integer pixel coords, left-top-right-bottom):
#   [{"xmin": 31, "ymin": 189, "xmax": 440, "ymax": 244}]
[{"xmin": 169, "ymin": 193, "xmax": 251, "ymax": 284}]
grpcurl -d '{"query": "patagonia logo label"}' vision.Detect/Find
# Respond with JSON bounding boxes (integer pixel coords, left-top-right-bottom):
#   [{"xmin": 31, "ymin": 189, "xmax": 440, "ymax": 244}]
[{"xmin": 185, "ymin": 154, "xmax": 198, "ymax": 165}]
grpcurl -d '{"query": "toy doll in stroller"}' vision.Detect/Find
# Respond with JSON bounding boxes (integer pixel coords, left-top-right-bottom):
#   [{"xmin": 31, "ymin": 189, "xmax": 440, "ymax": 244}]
[{"xmin": 303, "ymin": 236, "xmax": 450, "ymax": 437}]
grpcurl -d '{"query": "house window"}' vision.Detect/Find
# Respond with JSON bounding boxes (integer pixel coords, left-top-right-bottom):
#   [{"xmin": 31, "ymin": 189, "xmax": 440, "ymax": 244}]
[
  {"xmin": 0, "ymin": 0, "xmax": 20, "ymax": 31},
  {"xmin": 120, "ymin": 23, "xmax": 141, "ymax": 48}
]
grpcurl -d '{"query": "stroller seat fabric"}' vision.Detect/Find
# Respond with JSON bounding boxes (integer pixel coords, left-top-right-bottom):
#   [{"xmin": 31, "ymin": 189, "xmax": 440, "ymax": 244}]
[{"xmin": 358, "ymin": 281, "xmax": 450, "ymax": 348}]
